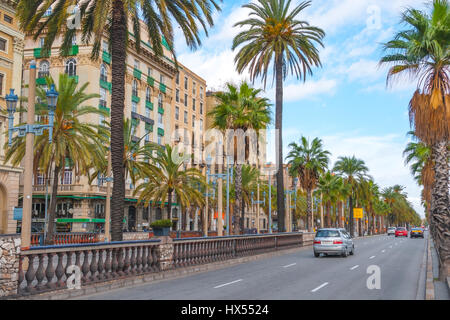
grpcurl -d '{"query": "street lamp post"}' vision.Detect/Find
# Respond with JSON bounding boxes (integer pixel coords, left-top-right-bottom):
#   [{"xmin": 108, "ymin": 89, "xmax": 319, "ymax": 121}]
[
  {"xmin": 284, "ymin": 177, "xmax": 297, "ymax": 233},
  {"xmin": 6, "ymin": 61, "xmax": 58, "ymax": 249},
  {"xmin": 97, "ymin": 149, "xmax": 113, "ymax": 241}
]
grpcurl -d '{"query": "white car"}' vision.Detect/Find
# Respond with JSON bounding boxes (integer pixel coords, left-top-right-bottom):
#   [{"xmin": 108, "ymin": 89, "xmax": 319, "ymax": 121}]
[{"xmin": 387, "ymin": 227, "xmax": 396, "ymax": 236}]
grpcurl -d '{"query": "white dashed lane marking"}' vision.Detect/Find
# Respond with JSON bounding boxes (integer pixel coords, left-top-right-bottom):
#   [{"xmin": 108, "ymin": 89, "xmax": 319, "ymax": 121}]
[{"xmin": 311, "ymin": 282, "xmax": 329, "ymax": 293}]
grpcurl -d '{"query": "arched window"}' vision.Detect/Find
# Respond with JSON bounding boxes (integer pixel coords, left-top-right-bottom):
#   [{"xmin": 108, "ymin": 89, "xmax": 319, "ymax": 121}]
[
  {"xmin": 158, "ymin": 93, "xmax": 163, "ymax": 109},
  {"xmin": 39, "ymin": 60, "xmax": 50, "ymax": 78},
  {"xmin": 65, "ymin": 58, "xmax": 77, "ymax": 77},
  {"xmin": 132, "ymin": 80, "xmax": 138, "ymax": 97},
  {"xmin": 100, "ymin": 63, "xmax": 107, "ymax": 82}
]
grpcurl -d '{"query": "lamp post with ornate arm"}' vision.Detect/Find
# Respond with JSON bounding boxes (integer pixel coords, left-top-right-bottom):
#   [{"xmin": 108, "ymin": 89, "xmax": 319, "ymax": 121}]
[
  {"xmin": 251, "ymin": 188, "xmax": 265, "ymax": 234},
  {"xmin": 6, "ymin": 61, "xmax": 58, "ymax": 249}
]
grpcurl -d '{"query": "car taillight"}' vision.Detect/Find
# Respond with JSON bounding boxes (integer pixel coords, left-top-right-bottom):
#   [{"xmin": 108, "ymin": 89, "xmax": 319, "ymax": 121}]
[
  {"xmin": 333, "ymin": 240, "xmax": 343, "ymax": 244},
  {"xmin": 314, "ymin": 240, "xmax": 321, "ymax": 244}
]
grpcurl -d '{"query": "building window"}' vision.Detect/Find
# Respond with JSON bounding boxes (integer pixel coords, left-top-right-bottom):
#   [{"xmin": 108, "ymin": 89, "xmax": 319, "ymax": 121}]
[
  {"xmin": 132, "ymin": 80, "xmax": 138, "ymax": 97},
  {"xmin": 0, "ymin": 73, "xmax": 3, "ymax": 96},
  {"xmin": 192, "ymin": 115, "xmax": 196, "ymax": 127},
  {"xmin": 61, "ymin": 169, "xmax": 73, "ymax": 185},
  {"xmin": 157, "ymin": 135, "xmax": 162, "ymax": 145},
  {"xmin": 100, "ymin": 64, "xmax": 107, "ymax": 82},
  {"xmin": 192, "ymin": 98, "xmax": 196, "ymax": 111},
  {"xmin": 176, "ymin": 89, "xmax": 179, "ymax": 103},
  {"xmin": 100, "ymin": 88, "xmax": 107, "ymax": 105},
  {"xmin": 131, "ymin": 125, "xmax": 137, "ymax": 136},
  {"xmin": 145, "ymin": 107, "xmax": 151, "ymax": 118},
  {"xmin": 175, "ymin": 106, "xmax": 179, "ymax": 120},
  {"xmin": 65, "ymin": 58, "xmax": 77, "ymax": 76},
  {"xmin": 72, "ymin": 34, "xmax": 77, "ymax": 45},
  {"xmin": 158, "ymin": 113, "xmax": 163, "ymax": 125},
  {"xmin": 184, "ymin": 76, "xmax": 188, "ymax": 90},
  {"xmin": 148, "ymin": 67, "xmax": 152, "ymax": 77},
  {"xmin": 193, "ymin": 82, "xmax": 196, "ymax": 95},
  {"xmin": 199, "ymin": 119, "xmax": 203, "ymax": 131},
  {"xmin": 132, "ymin": 101, "xmax": 137, "ymax": 113},
  {"xmin": 200, "ymin": 87, "xmax": 204, "ymax": 99},
  {"xmin": 146, "ymin": 87, "xmax": 151, "ymax": 102},
  {"xmin": 44, "ymin": 8, "xmax": 52, "ymax": 17},
  {"xmin": 158, "ymin": 93, "xmax": 163, "ymax": 109},
  {"xmin": 0, "ymin": 38, "xmax": 7, "ymax": 52},
  {"xmin": 134, "ymin": 59, "xmax": 140, "ymax": 70},
  {"xmin": 102, "ymin": 40, "xmax": 109, "ymax": 53},
  {"xmin": 39, "ymin": 37, "xmax": 45, "ymax": 48},
  {"xmin": 145, "ymin": 129, "xmax": 151, "ymax": 142},
  {"xmin": 200, "ymin": 102, "xmax": 203, "ymax": 115},
  {"xmin": 184, "ymin": 111, "xmax": 188, "ymax": 124},
  {"xmin": 184, "ymin": 94, "xmax": 188, "ymax": 107},
  {"xmin": 160, "ymin": 74, "xmax": 164, "ymax": 85},
  {"xmin": 4, "ymin": 14, "xmax": 12, "ymax": 24},
  {"xmin": 176, "ymin": 73, "xmax": 179, "ymax": 85}
]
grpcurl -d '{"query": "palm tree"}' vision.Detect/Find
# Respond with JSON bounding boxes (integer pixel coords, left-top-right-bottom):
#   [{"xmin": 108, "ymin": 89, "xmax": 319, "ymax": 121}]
[
  {"xmin": 208, "ymin": 81, "xmax": 271, "ymax": 234},
  {"xmin": 17, "ymin": 0, "xmax": 221, "ymax": 241},
  {"xmin": 359, "ymin": 179, "xmax": 380, "ymax": 235},
  {"xmin": 316, "ymin": 171, "xmax": 342, "ymax": 228},
  {"xmin": 333, "ymin": 156, "xmax": 370, "ymax": 237},
  {"xmin": 134, "ymin": 144, "xmax": 205, "ymax": 226},
  {"xmin": 232, "ymin": 0, "xmax": 325, "ymax": 232},
  {"xmin": 5, "ymin": 74, "xmax": 108, "ymax": 243},
  {"xmin": 286, "ymin": 137, "xmax": 330, "ymax": 231},
  {"xmin": 403, "ymin": 131, "xmax": 435, "ymax": 225},
  {"xmin": 379, "ymin": 0, "xmax": 449, "ymax": 275}
]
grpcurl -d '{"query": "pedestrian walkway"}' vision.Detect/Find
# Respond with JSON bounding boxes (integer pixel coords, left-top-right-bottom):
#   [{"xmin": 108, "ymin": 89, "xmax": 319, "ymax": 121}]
[{"xmin": 430, "ymin": 239, "xmax": 450, "ymax": 300}]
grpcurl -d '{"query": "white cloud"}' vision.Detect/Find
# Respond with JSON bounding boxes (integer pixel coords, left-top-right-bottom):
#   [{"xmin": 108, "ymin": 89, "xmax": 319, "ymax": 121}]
[{"xmin": 264, "ymin": 78, "xmax": 337, "ymax": 102}]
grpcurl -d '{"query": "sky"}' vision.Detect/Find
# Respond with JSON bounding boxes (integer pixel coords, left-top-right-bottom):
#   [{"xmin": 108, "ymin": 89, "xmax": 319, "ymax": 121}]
[{"xmin": 173, "ymin": 0, "xmax": 429, "ymax": 218}]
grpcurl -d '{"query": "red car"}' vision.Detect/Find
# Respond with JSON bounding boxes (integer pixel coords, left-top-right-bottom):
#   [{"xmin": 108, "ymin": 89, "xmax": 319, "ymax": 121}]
[{"xmin": 395, "ymin": 227, "xmax": 408, "ymax": 237}]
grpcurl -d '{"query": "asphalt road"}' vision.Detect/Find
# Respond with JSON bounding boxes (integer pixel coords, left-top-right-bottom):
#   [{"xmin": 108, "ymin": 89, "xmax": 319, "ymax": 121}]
[{"xmin": 79, "ymin": 233, "xmax": 427, "ymax": 300}]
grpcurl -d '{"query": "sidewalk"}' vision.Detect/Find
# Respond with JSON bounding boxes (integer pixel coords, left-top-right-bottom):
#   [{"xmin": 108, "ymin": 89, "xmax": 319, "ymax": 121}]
[{"xmin": 429, "ymin": 237, "xmax": 450, "ymax": 300}]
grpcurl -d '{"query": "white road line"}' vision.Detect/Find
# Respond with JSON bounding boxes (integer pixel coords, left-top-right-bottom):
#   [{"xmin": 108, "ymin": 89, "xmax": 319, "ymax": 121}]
[
  {"xmin": 369, "ymin": 255, "xmax": 376, "ymax": 259},
  {"xmin": 350, "ymin": 265, "xmax": 359, "ymax": 270},
  {"xmin": 283, "ymin": 263, "xmax": 296, "ymax": 268},
  {"xmin": 311, "ymin": 282, "xmax": 329, "ymax": 293},
  {"xmin": 214, "ymin": 279, "xmax": 243, "ymax": 289}
]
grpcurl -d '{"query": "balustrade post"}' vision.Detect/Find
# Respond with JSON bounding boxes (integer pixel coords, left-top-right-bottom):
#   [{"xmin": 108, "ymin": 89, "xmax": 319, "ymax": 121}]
[
  {"xmin": 45, "ymin": 253, "xmax": 56, "ymax": 289},
  {"xmin": 81, "ymin": 250, "xmax": 90, "ymax": 284},
  {"xmin": 24, "ymin": 255, "xmax": 37, "ymax": 294},
  {"xmin": 34, "ymin": 254, "xmax": 45, "ymax": 291},
  {"xmin": 90, "ymin": 250, "xmax": 99, "ymax": 282},
  {"xmin": 55, "ymin": 252, "xmax": 65, "ymax": 287}
]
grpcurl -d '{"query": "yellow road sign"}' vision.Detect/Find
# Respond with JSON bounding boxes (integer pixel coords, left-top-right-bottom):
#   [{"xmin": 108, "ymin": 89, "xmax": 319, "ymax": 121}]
[{"xmin": 353, "ymin": 208, "xmax": 363, "ymax": 219}]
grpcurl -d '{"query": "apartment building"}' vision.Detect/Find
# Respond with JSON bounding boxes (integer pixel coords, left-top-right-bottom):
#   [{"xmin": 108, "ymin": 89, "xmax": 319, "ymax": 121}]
[
  {"xmin": 18, "ymin": 15, "xmax": 207, "ymax": 233},
  {"xmin": 0, "ymin": 0, "xmax": 23, "ymax": 234}
]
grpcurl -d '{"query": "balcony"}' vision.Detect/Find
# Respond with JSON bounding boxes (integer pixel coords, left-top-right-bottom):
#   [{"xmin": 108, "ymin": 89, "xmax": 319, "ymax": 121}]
[
  {"xmin": 133, "ymin": 68, "xmax": 142, "ymax": 80},
  {"xmin": 145, "ymin": 123, "xmax": 153, "ymax": 131},
  {"xmin": 147, "ymin": 76, "xmax": 155, "ymax": 87},
  {"xmin": 100, "ymin": 78, "xmax": 112, "ymax": 91},
  {"xmin": 62, "ymin": 45, "xmax": 79, "ymax": 56},
  {"xmin": 102, "ymin": 51, "xmax": 111, "ymax": 64},
  {"xmin": 34, "ymin": 48, "xmax": 50, "ymax": 58}
]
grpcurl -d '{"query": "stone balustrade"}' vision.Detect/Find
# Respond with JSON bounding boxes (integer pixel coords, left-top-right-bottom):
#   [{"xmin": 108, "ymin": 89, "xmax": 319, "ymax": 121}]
[{"xmin": 1, "ymin": 232, "xmax": 314, "ymax": 298}]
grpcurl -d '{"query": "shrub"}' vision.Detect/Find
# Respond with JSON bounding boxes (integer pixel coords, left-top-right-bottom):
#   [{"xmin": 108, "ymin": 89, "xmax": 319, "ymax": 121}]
[{"xmin": 150, "ymin": 219, "xmax": 173, "ymax": 228}]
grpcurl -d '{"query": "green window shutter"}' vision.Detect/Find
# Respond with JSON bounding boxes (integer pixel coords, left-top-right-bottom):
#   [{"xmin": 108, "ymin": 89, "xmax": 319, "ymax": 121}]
[
  {"xmin": 100, "ymin": 79, "xmax": 112, "ymax": 92},
  {"xmin": 147, "ymin": 76, "xmax": 154, "ymax": 87},
  {"xmin": 69, "ymin": 75, "xmax": 79, "ymax": 83},
  {"xmin": 132, "ymin": 95, "xmax": 140, "ymax": 103},
  {"xmin": 157, "ymin": 128, "xmax": 164, "ymax": 136},
  {"xmin": 159, "ymin": 83, "xmax": 166, "ymax": 93},
  {"xmin": 145, "ymin": 123, "xmax": 153, "ymax": 131},
  {"xmin": 145, "ymin": 101, "xmax": 153, "ymax": 110},
  {"xmin": 34, "ymin": 48, "xmax": 50, "ymax": 58},
  {"xmin": 131, "ymin": 118, "xmax": 139, "ymax": 127},
  {"xmin": 102, "ymin": 51, "xmax": 111, "ymax": 64},
  {"xmin": 158, "ymin": 106, "xmax": 164, "ymax": 115},
  {"xmin": 36, "ymin": 77, "xmax": 47, "ymax": 85},
  {"xmin": 99, "ymin": 105, "xmax": 110, "ymax": 115},
  {"xmin": 133, "ymin": 68, "xmax": 142, "ymax": 80}
]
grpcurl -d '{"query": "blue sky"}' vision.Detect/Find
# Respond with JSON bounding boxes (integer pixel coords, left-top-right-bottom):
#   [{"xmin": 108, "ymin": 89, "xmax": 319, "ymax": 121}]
[{"xmin": 174, "ymin": 0, "xmax": 428, "ymax": 217}]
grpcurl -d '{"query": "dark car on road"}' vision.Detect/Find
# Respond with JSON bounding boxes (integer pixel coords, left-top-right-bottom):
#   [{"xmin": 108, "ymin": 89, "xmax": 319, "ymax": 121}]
[{"xmin": 410, "ymin": 227, "xmax": 424, "ymax": 238}]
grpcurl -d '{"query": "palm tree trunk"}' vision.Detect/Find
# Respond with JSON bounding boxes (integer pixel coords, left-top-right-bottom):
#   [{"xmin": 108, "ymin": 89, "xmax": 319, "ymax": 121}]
[
  {"xmin": 431, "ymin": 140, "xmax": 449, "ymax": 279},
  {"xmin": 45, "ymin": 165, "xmax": 61, "ymax": 245},
  {"xmin": 234, "ymin": 164, "xmax": 243, "ymax": 234},
  {"xmin": 306, "ymin": 189, "xmax": 312, "ymax": 231},
  {"xmin": 275, "ymin": 56, "xmax": 285, "ymax": 232},
  {"xmin": 110, "ymin": 0, "xmax": 127, "ymax": 242},
  {"xmin": 326, "ymin": 202, "xmax": 331, "ymax": 228},
  {"xmin": 167, "ymin": 189, "xmax": 173, "ymax": 223},
  {"xmin": 349, "ymin": 196, "xmax": 354, "ymax": 237}
]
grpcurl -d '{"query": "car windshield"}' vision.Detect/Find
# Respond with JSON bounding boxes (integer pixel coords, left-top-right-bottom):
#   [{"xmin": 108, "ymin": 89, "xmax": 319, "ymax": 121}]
[
  {"xmin": 316, "ymin": 230, "xmax": 340, "ymax": 238},
  {"xmin": 396, "ymin": 227, "xmax": 406, "ymax": 230}
]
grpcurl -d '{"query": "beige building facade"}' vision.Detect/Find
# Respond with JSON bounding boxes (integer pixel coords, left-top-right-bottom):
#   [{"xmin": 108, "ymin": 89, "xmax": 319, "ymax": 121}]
[
  {"xmin": 17, "ymin": 16, "xmax": 207, "ymax": 233},
  {"xmin": 0, "ymin": 0, "xmax": 23, "ymax": 234}
]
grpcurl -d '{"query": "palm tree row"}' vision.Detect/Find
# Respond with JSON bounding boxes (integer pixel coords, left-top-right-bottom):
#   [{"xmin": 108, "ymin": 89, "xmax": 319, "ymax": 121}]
[{"xmin": 380, "ymin": 0, "xmax": 449, "ymax": 278}]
